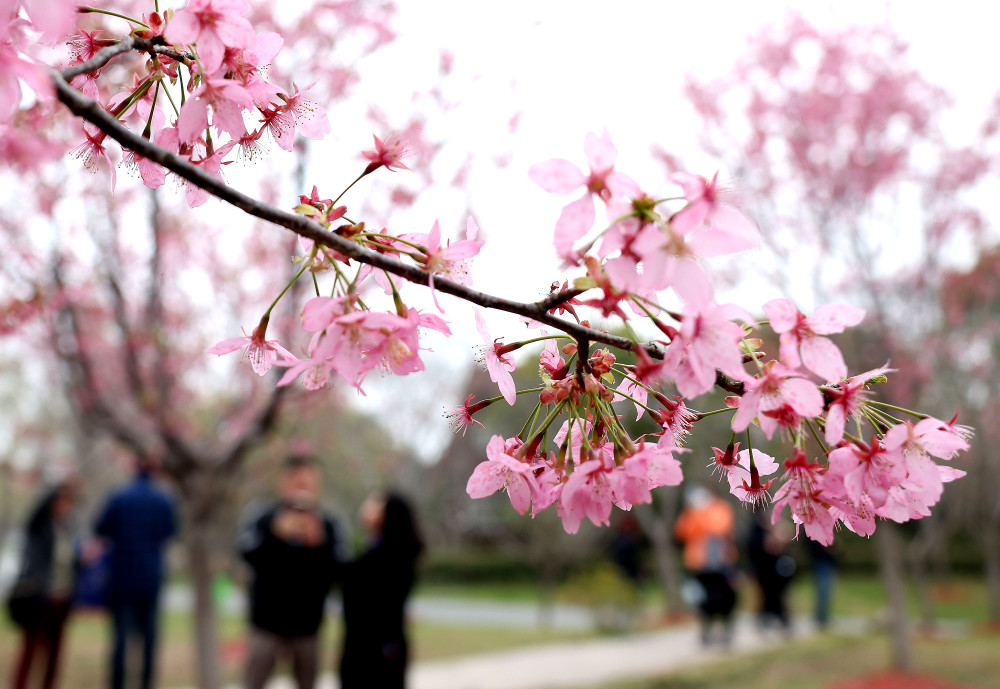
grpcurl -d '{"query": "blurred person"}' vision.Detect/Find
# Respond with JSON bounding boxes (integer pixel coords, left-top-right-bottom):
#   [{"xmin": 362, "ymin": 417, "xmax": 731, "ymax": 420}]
[
  {"xmin": 746, "ymin": 510, "xmax": 796, "ymax": 635},
  {"xmin": 674, "ymin": 483, "xmax": 738, "ymax": 646},
  {"xmin": 339, "ymin": 492, "xmax": 423, "ymax": 689},
  {"xmin": 238, "ymin": 456, "xmax": 342, "ymax": 689},
  {"xmin": 95, "ymin": 458, "xmax": 177, "ymax": 689},
  {"xmin": 7, "ymin": 479, "xmax": 83, "ymax": 689},
  {"xmin": 807, "ymin": 539, "xmax": 837, "ymax": 630}
]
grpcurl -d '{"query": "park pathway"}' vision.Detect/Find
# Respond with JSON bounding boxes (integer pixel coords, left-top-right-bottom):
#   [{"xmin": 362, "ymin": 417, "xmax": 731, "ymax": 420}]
[{"xmin": 246, "ymin": 614, "xmax": 820, "ymax": 689}]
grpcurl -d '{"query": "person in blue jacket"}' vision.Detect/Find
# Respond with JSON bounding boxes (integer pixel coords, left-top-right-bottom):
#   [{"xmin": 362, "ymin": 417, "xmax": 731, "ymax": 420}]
[{"xmin": 95, "ymin": 457, "xmax": 177, "ymax": 689}]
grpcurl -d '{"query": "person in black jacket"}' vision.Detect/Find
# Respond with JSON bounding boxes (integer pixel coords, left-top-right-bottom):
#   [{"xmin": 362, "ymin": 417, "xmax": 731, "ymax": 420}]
[
  {"xmin": 339, "ymin": 491, "xmax": 423, "ymax": 689},
  {"xmin": 238, "ymin": 456, "xmax": 342, "ymax": 689},
  {"xmin": 8, "ymin": 479, "xmax": 81, "ymax": 689}
]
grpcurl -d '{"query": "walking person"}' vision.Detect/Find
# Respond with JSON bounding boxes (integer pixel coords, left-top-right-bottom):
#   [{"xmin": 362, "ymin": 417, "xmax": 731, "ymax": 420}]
[
  {"xmin": 674, "ymin": 483, "xmax": 739, "ymax": 646},
  {"xmin": 95, "ymin": 458, "xmax": 177, "ymax": 689},
  {"xmin": 746, "ymin": 510, "xmax": 796, "ymax": 635},
  {"xmin": 7, "ymin": 479, "xmax": 82, "ymax": 689},
  {"xmin": 238, "ymin": 455, "xmax": 342, "ymax": 689},
  {"xmin": 340, "ymin": 491, "xmax": 424, "ymax": 689}
]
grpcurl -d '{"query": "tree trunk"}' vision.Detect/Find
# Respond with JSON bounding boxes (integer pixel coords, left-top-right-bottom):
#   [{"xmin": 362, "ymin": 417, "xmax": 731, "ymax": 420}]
[
  {"xmin": 636, "ymin": 489, "xmax": 685, "ymax": 616},
  {"xmin": 186, "ymin": 522, "xmax": 222, "ymax": 689},
  {"xmin": 877, "ymin": 523, "xmax": 912, "ymax": 670}
]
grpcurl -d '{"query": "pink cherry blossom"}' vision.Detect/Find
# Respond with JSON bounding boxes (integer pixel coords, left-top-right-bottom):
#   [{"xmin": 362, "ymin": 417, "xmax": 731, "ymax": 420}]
[
  {"xmin": 363, "ymin": 132, "xmax": 409, "ymax": 173},
  {"xmin": 771, "ymin": 448, "xmax": 837, "ymax": 545},
  {"xmin": 823, "ymin": 365, "xmax": 893, "ymax": 445},
  {"xmin": 670, "ymin": 171, "xmax": 760, "ymax": 257},
  {"xmin": 178, "ymin": 77, "xmax": 254, "ymax": 143},
  {"xmin": 281, "ymin": 82, "xmax": 330, "ymax": 140},
  {"xmin": 882, "ymin": 416, "xmax": 971, "ymax": 460},
  {"xmin": 528, "ymin": 130, "xmax": 634, "ymax": 263},
  {"xmin": 663, "ymin": 302, "xmax": 752, "ymax": 398},
  {"xmin": 474, "ymin": 308, "xmax": 516, "ymax": 405},
  {"xmin": 726, "ymin": 449, "xmax": 779, "ymax": 505},
  {"xmin": 826, "ymin": 437, "xmax": 906, "ymax": 511},
  {"xmin": 466, "ymin": 435, "xmax": 537, "ymax": 515},
  {"xmin": 732, "ymin": 361, "xmax": 824, "ymax": 439},
  {"xmin": 763, "ymin": 298, "xmax": 865, "ymax": 381},
  {"xmin": 559, "ymin": 454, "xmax": 615, "ymax": 533},
  {"xmin": 207, "ymin": 322, "xmax": 290, "ymax": 375},
  {"xmin": 166, "ymin": 0, "xmax": 256, "ymax": 75},
  {"xmin": 444, "ymin": 394, "xmax": 488, "ymax": 435}
]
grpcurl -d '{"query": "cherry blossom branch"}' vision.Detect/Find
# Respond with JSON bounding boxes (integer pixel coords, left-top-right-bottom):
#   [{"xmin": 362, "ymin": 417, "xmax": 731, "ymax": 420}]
[
  {"xmin": 51, "ymin": 64, "xmax": 747, "ymax": 395},
  {"xmin": 61, "ymin": 36, "xmax": 191, "ymax": 82}
]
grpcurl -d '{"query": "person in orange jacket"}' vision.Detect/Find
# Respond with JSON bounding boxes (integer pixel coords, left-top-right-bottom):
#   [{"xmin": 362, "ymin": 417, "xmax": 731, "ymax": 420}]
[{"xmin": 674, "ymin": 483, "xmax": 739, "ymax": 646}]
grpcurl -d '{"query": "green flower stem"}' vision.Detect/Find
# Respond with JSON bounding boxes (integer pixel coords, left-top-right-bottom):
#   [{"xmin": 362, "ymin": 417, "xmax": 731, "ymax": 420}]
[
  {"xmin": 574, "ymin": 211, "xmax": 639, "ymax": 256},
  {"xmin": 519, "ymin": 400, "xmax": 543, "ymax": 441},
  {"xmin": 805, "ymin": 419, "xmax": 829, "ymax": 454},
  {"xmin": 610, "ymin": 389, "xmax": 659, "ymax": 417},
  {"xmin": 80, "ymin": 6, "xmax": 149, "ymax": 27},
  {"xmin": 311, "ymin": 272, "xmax": 321, "ymax": 298},
  {"xmin": 652, "ymin": 195, "xmax": 684, "ymax": 206},
  {"xmin": 697, "ymin": 407, "xmax": 736, "ymax": 419},
  {"xmin": 517, "ymin": 334, "xmax": 573, "ymax": 347},
  {"xmin": 160, "ymin": 80, "xmax": 180, "ymax": 117},
  {"xmin": 332, "ymin": 170, "xmax": 367, "ymax": 206},
  {"xmin": 868, "ymin": 400, "xmax": 928, "ymax": 420},
  {"xmin": 746, "ymin": 429, "xmax": 756, "ymax": 471},
  {"xmin": 262, "ymin": 260, "xmax": 310, "ymax": 318},
  {"xmin": 525, "ymin": 399, "xmax": 569, "ymax": 446},
  {"xmin": 141, "ymin": 81, "xmax": 160, "ymax": 138}
]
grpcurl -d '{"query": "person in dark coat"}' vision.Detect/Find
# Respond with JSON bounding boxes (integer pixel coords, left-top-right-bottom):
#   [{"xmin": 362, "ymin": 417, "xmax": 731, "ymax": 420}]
[
  {"xmin": 746, "ymin": 510, "xmax": 796, "ymax": 635},
  {"xmin": 339, "ymin": 492, "xmax": 423, "ymax": 689},
  {"xmin": 95, "ymin": 459, "xmax": 177, "ymax": 689},
  {"xmin": 238, "ymin": 456, "xmax": 342, "ymax": 689},
  {"xmin": 8, "ymin": 479, "xmax": 81, "ymax": 689}
]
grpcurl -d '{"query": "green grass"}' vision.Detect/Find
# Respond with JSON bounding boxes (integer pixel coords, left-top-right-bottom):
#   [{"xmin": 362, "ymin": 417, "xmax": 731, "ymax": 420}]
[{"xmin": 582, "ymin": 633, "xmax": 1000, "ymax": 689}]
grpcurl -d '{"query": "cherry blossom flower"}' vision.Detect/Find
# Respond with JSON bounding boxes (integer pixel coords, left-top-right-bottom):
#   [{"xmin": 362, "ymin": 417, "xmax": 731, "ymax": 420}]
[
  {"xmin": 727, "ymin": 449, "xmax": 779, "ymax": 505},
  {"xmin": 559, "ymin": 453, "xmax": 615, "ymax": 533},
  {"xmin": 708, "ymin": 442, "xmax": 741, "ymax": 480},
  {"xmin": 771, "ymin": 449, "xmax": 837, "ymax": 545},
  {"xmin": 405, "ymin": 217, "xmax": 484, "ymax": 310},
  {"xmin": 166, "ymin": 0, "xmax": 256, "ymax": 75},
  {"xmin": 670, "ymin": 171, "xmax": 760, "ymax": 257},
  {"xmin": 882, "ymin": 416, "xmax": 971, "ymax": 460},
  {"xmin": 528, "ymin": 130, "xmax": 634, "ymax": 263},
  {"xmin": 281, "ymin": 82, "xmax": 330, "ymax": 140},
  {"xmin": 444, "ymin": 394, "xmax": 488, "ymax": 435},
  {"xmin": 731, "ymin": 361, "xmax": 824, "ymax": 439},
  {"xmin": 826, "ymin": 437, "xmax": 906, "ymax": 512},
  {"xmin": 763, "ymin": 298, "xmax": 865, "ymax": 382},
  {"xmin": 466, "ymin": 435, "xmax": 537, "ymax": 515},
  {"xmin": 663, "ymin": 301, "xmax": 752, "ymax": 398},
  {"xmin": 207, "ymin": 322, "xmax": 290, "ymax": 375},
  {"xmin": 474, "ymin": 308, "xmax": 516, "ymax": 405},
  {"xmin": 363, "ymin": 132, "xmax": 409, "ymax": 173},
  {"xmin": 823, "ymin": 365, "xmax": 893, "ymax": 445},
  {"xmin": 178, "ymin": 77, "xmax": 254, "ymax": 144},
  {"xmin": 70, "ymin": 128, "xmax": 117, "ymax": 191}
]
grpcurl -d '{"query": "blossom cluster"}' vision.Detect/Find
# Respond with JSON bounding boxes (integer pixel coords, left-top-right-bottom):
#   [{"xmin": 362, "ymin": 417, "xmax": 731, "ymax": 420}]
[
  {"xmin": 459, "ymin": 133, "xmax": 969, "ymax": 542},
  {"xmin": 4, "ymin": 0, "xmax": 329, "ymax": 204}
]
